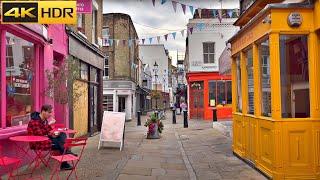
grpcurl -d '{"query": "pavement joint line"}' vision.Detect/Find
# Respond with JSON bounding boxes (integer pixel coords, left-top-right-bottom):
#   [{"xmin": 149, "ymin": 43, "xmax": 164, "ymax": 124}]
[{"xmin": 174, "ymin": 131, "xmax": 197, "ymax": 180}]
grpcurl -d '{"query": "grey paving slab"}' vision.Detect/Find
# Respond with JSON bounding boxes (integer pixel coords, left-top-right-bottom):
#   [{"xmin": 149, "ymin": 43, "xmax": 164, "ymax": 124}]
[{"xmin": 10, "ymin": 111, "xmax": 267, "ymax": 180}]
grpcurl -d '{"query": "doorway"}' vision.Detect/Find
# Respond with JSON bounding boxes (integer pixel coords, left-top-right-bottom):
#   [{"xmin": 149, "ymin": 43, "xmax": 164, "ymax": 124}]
[
  {"xmin": 190, "ymin": 81, "xmax": 204, "ymax": 119},
  {"xmin": 118, "ymin": 96, "xmax": 126, "ymax": 113},
  {"xmin": 89, "ymin": 85, "xmax": 98, "ymax": 135}
]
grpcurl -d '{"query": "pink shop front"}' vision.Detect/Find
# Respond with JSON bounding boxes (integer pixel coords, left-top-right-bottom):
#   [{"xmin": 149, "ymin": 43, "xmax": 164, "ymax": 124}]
[{"xmin": 0, "ymin": 24, "xmax": 68, "ymax": 174}]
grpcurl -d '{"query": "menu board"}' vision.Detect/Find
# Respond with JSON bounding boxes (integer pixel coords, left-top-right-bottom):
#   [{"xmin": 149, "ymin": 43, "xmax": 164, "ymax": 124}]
[{"xmin": 98, "ymin": 111, "xmax": 125, "ymax": 151}]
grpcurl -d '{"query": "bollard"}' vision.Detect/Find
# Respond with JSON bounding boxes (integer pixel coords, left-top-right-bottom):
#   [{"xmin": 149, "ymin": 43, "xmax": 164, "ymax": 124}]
[
  {"xmin": 137, "ymin": 111, "xmax": 141, "ymax": 126},
  {"xmin": 183, "ymin": 110, "xmax": 188, "ymax": 128},
  {"xmin": 155, "ymin": 110, "xmax": 159, "ymax": 119},
  {"xmin": 172, "ymin": 109, "xmax": 176, "ymax": 124},
  {"xmin": 212, "ymin": 108, "xmax": 217, "ymax": 122}
]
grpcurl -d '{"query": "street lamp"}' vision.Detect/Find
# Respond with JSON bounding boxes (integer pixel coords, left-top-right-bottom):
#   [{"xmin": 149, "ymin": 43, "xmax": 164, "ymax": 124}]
[{"xmin": 153, "ymin": 61, "xmax": 159, "ymax": 110}]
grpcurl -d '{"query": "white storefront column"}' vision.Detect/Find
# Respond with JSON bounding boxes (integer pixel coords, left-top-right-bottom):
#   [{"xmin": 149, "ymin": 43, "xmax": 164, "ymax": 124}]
[
  {"xmin": 127, "ymin": 94, "xmax": 132, "ymax": 120},
  {"xmin": 113, "ymin": 90, "xmax": 118, "ymax": 112}
]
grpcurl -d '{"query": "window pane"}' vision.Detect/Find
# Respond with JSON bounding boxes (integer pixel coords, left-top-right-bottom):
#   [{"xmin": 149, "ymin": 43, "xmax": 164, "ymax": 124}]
[
  {"xmin": 209, "ymin": 54, "xmax": 215, "ymax": 63},
  {"xmin": 203, "ymin": 54, "xmax": 208, "ymax": 64},
  {"xmin": 103, "ymin": 95, "xmax": 113, "ymax": 111},
  {"xmin": 246, "ymin": 49, "xmax": 254, "ymax": 114},
  {"xmin": 226, "ymin": 81, "xmax": 232, "ymax": 104},
  {"xmin": 90, "ymin": 67, "xmax": 98, "ymax": 82},
  {"xmin": 80, "ymin": 62, "xmax": 88, "ymax": 80},
  {"xmin": 209, "ymin": 81, "xmax": 216, "ymax": 105},
  {"xmin": 260, "ymin": 39, "xmax": 271, "ymax": 117},
  {"xmin": 203, "ymin": 43, "xmax": 208, "ymax": 53},
  {"xmin": 217, "ymin": 81, "xmax": 225, "ymax": 105},
  {"xmin": 280, "ymin": 35, "xmax": 309, "ymax": 118},
  {"xmin": 236, "ymin": 56, "xmax": 242, "ymax": 112},
  {"xmin": 209, "ymin": 43, "xmax": 215, "ymax": 53},
  {"xmin": 6, "ymin": 32, "xmax": 34, "ymax": 127}
]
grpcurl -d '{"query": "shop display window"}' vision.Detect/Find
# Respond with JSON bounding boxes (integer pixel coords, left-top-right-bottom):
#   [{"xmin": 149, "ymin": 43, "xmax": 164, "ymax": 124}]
[
  {"xmin": 246, "ymin": 49, "xmax": 254, "ymax": 114},
  {"xmin": 280, "ymin": 35, "xmax": 310, "ymax": 118},
  {"xmin": 209, "ymin": 80, "xmax": 232, "ymax": 107},
  {"xmin": 259, "ymin": 38, "xmax": 271, "ymax": 117},
  {"xmin": 236, "ymin": 55, "xmax": 242, "ymax": 112},
  {"xmin": 5, "ymin": 32, "xmax": 35, "ymax": 127}
]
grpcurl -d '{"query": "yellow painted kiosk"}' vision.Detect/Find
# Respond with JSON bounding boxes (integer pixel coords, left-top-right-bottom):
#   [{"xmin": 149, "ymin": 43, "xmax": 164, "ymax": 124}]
[{"xmin": 229, "ymin": 0, "xmax": 320, "ymax": 179}]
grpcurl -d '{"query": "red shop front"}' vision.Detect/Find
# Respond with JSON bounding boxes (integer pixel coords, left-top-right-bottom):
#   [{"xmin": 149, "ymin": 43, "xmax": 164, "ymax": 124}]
[{"xmin": 187, "ymin": 72, "xmax": 232, "ymax": 121}]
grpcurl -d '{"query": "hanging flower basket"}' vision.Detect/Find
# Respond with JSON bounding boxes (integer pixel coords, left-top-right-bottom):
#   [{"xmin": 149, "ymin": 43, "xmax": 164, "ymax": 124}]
[{"xmin": 144, "ymin": 113, "xmax": 164, "ymax": 139}]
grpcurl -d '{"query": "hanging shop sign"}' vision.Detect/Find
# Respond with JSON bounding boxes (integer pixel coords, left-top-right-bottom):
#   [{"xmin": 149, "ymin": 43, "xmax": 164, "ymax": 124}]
[{"xmin": 288, "ymin": 12, "xmax": 302, "ymax": 27}]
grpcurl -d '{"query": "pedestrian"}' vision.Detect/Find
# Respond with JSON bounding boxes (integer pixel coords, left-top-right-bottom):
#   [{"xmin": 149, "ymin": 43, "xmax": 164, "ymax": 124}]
[
  {"xmin": 27, "ymin": 104, "xmax": 74, "ymax": 170},
  {"xmin": 180, "ymin": 101, "xmax": 187, "ymax": 112}
]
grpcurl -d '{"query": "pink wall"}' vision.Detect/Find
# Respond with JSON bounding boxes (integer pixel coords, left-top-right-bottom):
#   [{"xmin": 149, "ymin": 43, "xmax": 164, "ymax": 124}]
[{"xmin": 0, "ymin": 24, "xmax": 69, "ymax": 176}]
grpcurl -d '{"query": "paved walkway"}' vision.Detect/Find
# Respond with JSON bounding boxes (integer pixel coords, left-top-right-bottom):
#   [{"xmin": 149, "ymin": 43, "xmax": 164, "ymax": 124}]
[{"xmin": 14, "ymin": 111, "xmax": 266, "ymax": 180}]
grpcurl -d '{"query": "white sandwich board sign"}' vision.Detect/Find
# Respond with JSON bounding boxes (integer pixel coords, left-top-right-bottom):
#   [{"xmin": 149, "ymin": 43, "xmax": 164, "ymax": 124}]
[{"xmin": 98, "ymin": 111, "xmax": 125, "ymax": 151}]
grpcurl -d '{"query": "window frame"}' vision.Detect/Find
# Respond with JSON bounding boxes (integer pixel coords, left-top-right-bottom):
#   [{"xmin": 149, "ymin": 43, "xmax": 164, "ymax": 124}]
[
  {"xmin": 203, "ymin": 42, "xmax": 215, "ymax": 64},
  {"xmin": 103, "ymin": 57, "xmax": 109, "ymax": 79}
]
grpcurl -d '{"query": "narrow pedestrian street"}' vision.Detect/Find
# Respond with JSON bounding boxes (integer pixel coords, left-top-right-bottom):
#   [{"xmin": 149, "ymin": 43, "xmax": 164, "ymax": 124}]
[{"xmin": 27, "ymin": 111, "xmax": 266, "ymax": 180}]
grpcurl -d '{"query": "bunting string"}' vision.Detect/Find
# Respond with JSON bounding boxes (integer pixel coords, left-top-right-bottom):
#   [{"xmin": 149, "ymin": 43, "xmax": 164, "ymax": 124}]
[{"xmin": 102, "ymin": 22, "xmax": 231, "ymax": 47}]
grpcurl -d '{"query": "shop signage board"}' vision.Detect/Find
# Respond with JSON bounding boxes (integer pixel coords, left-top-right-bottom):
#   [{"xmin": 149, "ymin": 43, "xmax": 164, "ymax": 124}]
[
  {"xmin": 77, "ymin": 0, "xmax": 92, "ymax": 14},
  {"xmin": 98, "ymin": 111, "xmax": 125, "ymax": 151},
  {"xmin": 288, "ymin": 12, "xmax": 302, "ymax": 27}
]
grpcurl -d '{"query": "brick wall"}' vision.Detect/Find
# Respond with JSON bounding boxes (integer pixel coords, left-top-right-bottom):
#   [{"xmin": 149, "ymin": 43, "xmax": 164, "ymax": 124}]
[{"xmin": 102, "ymin": 13, "xmax": 139, "ymax": 82}]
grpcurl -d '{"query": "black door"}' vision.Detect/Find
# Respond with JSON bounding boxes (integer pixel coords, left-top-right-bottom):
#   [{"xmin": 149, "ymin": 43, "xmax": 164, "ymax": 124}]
[{"xmin": 118, "ymin": 96, "xmax": 126, "ymax": 112}]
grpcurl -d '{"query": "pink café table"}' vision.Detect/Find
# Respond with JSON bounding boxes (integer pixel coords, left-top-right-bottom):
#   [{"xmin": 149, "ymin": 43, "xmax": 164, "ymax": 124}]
[{"xmin": 9, "ymin": 136, "xmax": 50, "ymax": 177}]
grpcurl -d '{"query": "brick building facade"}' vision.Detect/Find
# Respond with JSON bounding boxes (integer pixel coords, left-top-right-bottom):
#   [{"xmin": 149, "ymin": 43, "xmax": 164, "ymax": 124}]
[{"xmin": 102, "ymin": 13, "xmax": 139, "ymax": 120}]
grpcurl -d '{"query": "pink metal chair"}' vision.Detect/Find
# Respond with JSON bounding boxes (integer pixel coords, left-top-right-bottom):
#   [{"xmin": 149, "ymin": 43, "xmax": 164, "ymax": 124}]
[
  {"xmin": 0, "ymin": 145, "xmax": 21, "ymax": 179},
  {"xmin": 50, "ymin": 138, "xmax": 87, "ymax": 180}
]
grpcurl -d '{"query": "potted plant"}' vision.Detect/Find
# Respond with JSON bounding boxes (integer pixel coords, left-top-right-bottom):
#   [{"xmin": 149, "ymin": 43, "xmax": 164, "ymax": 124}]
[{"xmin": 144, "ymin": 113, "xmax": 164, "ymax": 139}]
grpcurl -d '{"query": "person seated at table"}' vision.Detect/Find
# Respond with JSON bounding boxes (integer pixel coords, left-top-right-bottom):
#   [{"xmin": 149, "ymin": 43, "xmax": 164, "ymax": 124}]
[{"xmin": 27, "ymin": 104, "xmax": 73, "ymax": 170}]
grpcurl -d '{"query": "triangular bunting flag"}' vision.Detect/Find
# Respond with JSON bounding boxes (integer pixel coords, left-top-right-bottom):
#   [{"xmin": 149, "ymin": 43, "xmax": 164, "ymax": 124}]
[
  {"xmin": 164, "ymin": 34, "xmax": 168, "ymax": 41},
  {"xmin": 218, "ymin": 9, "xmax": 222, "ymax": 23},
  {"xmin": 149, "ymin": 37, "xmax": 153, "ymax": 44},
  {"xmin": 157, "ymin": 36, "xmax": 161, "ymax": 43},
  {"xmin": 122, "ymin": 39, "xmax": 126, "ymax": 46},
  {"xmin": 189, "ymin": 27, "xmax": 193, "ymax": 34},
  {"xmin": 116, "ymin": 40, "xmax": 120, "ymax": 46},
  {"xmin": 189, "ymin": 6, "xmax": 194, "ymax": 16},
  {"xmin": 108, "ymin": 39, "xmax": 113, "ymax": 46},
  {"xmin": 236, "ymin": 9, "xmax": 240, "ymax": 16},
  {"xmin": 228, "ymin": 9, "xmax": 233, "ymax": 18},
  {"xmin": 198, "ymin": 8, "xmax": 202, "ymax": 18},
  {"xmin": 142, "ymin": 39, "xmax": 145, "ymax": 44},
  {"xmin": 181, "ymin": 4, "xmax": 186, "ymax": 14},
  {"xmin": 161, "ymin": 0, "xmax": 167, "ymax": 5},
  {"xmin": 128, "ymin": 39, "xmax": 132, "ymax": 47},
  {"xmin": 136, "ymin": 39, "xmax": 140, "ymax": 46},
  {"xmin": 212, "ymin": 9, "xmax": 217, "ymax": 18},
  {"xmin": 152, "ymin": 0, "xmax": 155, "ymax": 7},
  {"xmin": 180, "ymin": 30, "xmax": 185, "ymax": 37},
  {"xmin": 172, "ymin": 1, "xmax": 177, "ymax": 13},
  {"xmin": 172, "ymin": 32, "xmax": 176, "ymax": 39}
]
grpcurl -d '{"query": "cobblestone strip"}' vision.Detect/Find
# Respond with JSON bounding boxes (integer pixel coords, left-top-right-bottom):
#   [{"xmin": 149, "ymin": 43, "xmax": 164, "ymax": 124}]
[{"xmin": 174, "ymin": 131, "xmax": 197, "ymax": 180}]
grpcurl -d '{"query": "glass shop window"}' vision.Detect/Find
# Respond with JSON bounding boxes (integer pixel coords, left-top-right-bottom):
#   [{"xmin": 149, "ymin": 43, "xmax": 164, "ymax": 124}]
[
  {"xmin": 80, "ymin": 62, "xmax": 88, "ymax": 80},
  {"xmin": 209, "ymin": 81, "xmax": 216, "ymax": 106},
  {"xmin": 246, "ymin": 49, "xmax": 254, "ymax": 115},
  {"xmin": 6, "ymin": 32, "xmax": 35, "ymax": 127},
  {"xmin": 236, "ymin": 55, "xmax": 242, "ymax": 112},
  {"xmin": 280, "ymin": 35, "xmax": 310, "ymax": 118},
  {"xmin": 259, "ymin": 38, "xmax": 271, "ymax": 117}
]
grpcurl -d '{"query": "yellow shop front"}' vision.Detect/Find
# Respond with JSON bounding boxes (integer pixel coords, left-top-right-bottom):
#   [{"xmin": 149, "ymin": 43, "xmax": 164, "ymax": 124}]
[{"xmin": 230, "ymin": 1, "xmax": 320, "ymax": 179}]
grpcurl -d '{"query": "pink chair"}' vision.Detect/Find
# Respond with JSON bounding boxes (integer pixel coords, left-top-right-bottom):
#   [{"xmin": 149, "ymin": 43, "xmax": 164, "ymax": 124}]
[
  {"xmin": 0, "ymin": 145, "xmax": 21, "ymax": 179},
  {"xmin": 50, "ymin": 138, "xmax": 87, "ymax": 180}
]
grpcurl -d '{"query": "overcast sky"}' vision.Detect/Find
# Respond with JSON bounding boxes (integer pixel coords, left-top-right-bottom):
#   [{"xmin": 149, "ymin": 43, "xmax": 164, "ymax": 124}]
[{"xmin": 103, "ymin": 0, "xmax": 239, "ymax": 65}]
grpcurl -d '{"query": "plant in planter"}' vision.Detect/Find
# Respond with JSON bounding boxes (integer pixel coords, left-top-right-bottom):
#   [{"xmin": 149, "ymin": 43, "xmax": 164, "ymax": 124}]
[{"xmin": 144, "ymin": 113, "xmax": 164, "ymax": 139}]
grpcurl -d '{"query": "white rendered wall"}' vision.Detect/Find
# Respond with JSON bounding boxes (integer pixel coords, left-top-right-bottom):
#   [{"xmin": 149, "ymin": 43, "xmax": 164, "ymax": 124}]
[
  {"xmin": 139, "ymin": 45, "xmax": 169, "ymax": 93},
  {"xmin": 187, "ymin": 18, "xmax": 239, "ymax": 73}
]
